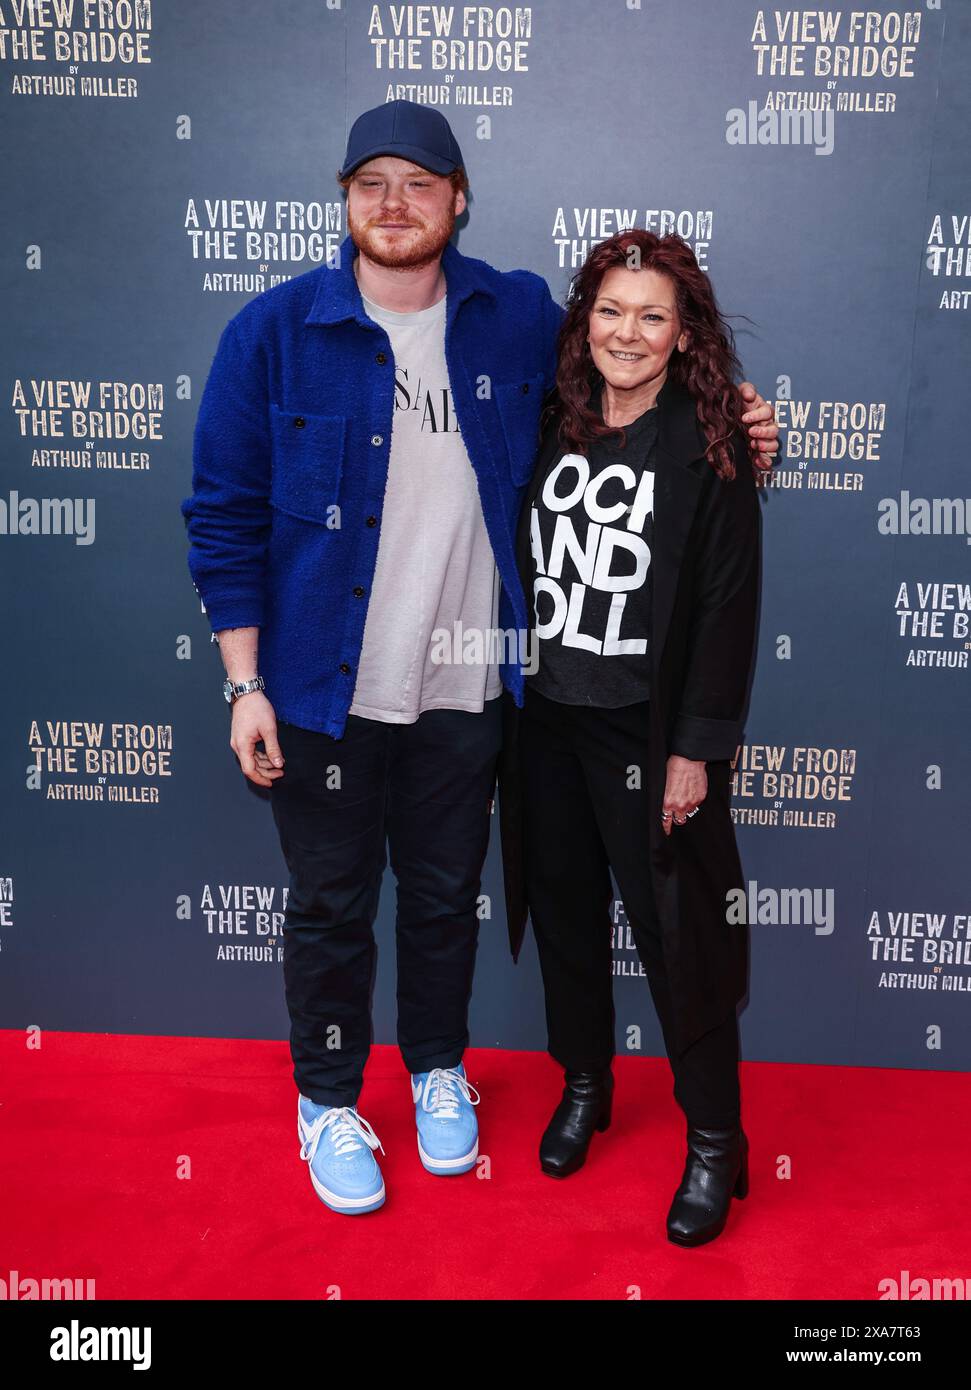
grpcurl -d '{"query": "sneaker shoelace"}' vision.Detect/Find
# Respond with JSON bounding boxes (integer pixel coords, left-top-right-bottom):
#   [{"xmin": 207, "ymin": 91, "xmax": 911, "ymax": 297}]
[
  {"xmin": 420, "ymin": 1067, "xmax": 481, "ymax": 1120},
  {"xmin": 300, "ymin": 1106, "xmax": 385, "ymax": 1164}
]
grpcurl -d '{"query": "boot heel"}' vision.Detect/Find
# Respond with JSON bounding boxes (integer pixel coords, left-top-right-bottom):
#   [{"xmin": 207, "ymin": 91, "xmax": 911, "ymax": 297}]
[
  {"xmin": 539, "ymin": 1068, "xmax": 614, "ymax": 1176},
  {"xmin": 667, "ymin": 1124, "xmax": 747, "ymax": 1247}
]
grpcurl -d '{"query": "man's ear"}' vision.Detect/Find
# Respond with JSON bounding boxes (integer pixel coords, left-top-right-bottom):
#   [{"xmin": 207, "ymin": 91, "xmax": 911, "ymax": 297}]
[{"xmin": 454, "ymin": 188, "xmax": 467, "ymax": 218}]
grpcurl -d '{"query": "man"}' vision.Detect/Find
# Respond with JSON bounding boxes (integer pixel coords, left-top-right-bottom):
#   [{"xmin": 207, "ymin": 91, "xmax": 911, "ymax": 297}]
[{"xmin": 181, "ymin": 100, "xmax": 778, "ymax": 1215}]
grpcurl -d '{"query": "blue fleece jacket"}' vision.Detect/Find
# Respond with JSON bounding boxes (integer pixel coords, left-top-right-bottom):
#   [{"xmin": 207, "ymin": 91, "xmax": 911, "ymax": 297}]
[{"xmin": 181, "ymin": 232, "xmax": 563, "ymax": 737}]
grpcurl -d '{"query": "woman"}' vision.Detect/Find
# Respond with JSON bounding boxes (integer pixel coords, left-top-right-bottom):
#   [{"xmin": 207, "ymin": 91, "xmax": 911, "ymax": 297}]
[{"xmin": 498, "ymin": 230, "xmax": 768, "ymax": 1247}]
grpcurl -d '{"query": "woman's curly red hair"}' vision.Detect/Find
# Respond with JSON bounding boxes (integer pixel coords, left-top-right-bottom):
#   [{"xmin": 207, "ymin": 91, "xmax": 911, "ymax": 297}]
[{"xmin": 548, "ymin": 230, "xmax": 771, "ymax": 481}]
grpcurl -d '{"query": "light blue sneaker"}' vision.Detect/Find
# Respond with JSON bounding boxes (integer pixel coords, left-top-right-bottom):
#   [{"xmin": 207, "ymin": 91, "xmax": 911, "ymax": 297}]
[
  {"xmin": 411, "ymin": 1062, "xmax": 480, "ymax": 1175},
  {"xmin": 297, "ymin": 1097, "xmax": 386, "ymax": 1214}
]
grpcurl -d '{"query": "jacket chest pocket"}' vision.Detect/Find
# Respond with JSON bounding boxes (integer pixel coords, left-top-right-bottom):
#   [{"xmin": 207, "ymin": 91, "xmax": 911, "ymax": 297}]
[
  {"xmin": 269, "ymin": 404, "xmax": 345, "ymax": 526},
  {"xmin": 494, "ymin": 372, "xmax": 546, "ymax": 485}
]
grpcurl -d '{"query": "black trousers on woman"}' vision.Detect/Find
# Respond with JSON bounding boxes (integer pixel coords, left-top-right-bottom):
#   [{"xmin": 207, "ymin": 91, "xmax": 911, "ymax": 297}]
[{"xmin": 520, "ymin": 685, "xmax": 740, "ymax": 1129}]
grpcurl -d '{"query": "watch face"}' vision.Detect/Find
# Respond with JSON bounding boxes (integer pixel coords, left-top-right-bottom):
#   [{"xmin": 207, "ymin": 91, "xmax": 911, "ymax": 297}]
[{"xmin": 223, "ymin": 680, "xmax": 234, "ymax": 703}]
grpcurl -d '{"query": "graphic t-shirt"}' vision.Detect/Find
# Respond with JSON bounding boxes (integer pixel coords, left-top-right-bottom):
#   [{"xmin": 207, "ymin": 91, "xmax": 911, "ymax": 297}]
[
  {"xmin": 526, "ymin": 399, "xmax": 658, "ymax": 707},
  {"xmin": 348, "ymin": 289, "xmax": 502, "ymax": 724}
]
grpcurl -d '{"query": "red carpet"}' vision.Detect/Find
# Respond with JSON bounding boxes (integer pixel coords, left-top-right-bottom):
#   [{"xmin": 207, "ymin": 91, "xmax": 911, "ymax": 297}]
[{"xmin": 1, "ymin": 1029, "xmax": 967, "ymax": 1300}]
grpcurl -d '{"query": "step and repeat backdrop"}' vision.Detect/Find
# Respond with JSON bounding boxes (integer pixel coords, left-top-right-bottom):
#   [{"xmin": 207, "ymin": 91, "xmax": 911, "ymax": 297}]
[{"xmin": 2, "ymin": 2, "xmax": 969, "ymax": 1073}]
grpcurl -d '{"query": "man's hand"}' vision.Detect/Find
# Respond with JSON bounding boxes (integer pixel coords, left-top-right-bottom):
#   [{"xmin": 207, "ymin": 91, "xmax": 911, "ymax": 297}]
[
  {"xmin": 661, "ymin": 754, "xmax": 707, "ymax": 837},
  {"xmin": 230, "ymin": 692, "xmax": 285, "ymax": 788},
  {"xmin": 739, "ymin": 380, "xmax": 779, "ymax": 469}
]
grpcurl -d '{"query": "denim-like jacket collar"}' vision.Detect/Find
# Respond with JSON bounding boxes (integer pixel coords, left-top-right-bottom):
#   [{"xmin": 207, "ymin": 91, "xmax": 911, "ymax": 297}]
[{"xmin": 304, "ymin": 231, "xmax": 498, "ymax": 328}]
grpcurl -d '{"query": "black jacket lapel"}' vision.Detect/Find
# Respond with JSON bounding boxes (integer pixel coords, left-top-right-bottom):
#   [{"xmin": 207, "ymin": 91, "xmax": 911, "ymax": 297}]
[
  {"xmin": 515, "ymin": 387, "xmax": 562, "ymax": 605},
  {"xmin": 650, "ymin": 377, "xmax": 709, "ymax": 666}
]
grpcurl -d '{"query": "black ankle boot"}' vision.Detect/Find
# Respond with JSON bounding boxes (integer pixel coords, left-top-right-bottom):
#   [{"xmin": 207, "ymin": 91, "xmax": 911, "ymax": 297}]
[
  {"xmin": 666, "ymin": 1123, "xmax": 748, "ymax": 1247},
  {"xmin": 539, "ymin": 1069, "xmax": 614, "ymax": 1177}
]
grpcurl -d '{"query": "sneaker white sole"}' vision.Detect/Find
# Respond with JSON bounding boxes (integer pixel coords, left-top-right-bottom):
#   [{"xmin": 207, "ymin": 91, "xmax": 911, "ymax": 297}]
[
  {"xmin": 297, "ymin": 1116, "xmax": 385, "ymax": 1214},
  {"xmin": 307, "ymin": 1165, "xmax": 386, "ymax": 1214},
  {"xmin": 417, "ymin": 1134, "xmax": 479, "ymax": 1174}
]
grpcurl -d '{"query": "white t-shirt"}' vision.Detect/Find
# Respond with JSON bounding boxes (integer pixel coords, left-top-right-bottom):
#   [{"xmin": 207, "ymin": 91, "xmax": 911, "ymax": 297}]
[{"xmin": 348, "ymin": 289, "xmax": 502, "ymax": 724}]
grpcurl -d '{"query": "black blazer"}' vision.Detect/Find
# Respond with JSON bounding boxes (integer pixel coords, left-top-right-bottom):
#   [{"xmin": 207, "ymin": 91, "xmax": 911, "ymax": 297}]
[{"xmin": 496, "ymin": 373, "xmax": 761, "ymax": 1049}]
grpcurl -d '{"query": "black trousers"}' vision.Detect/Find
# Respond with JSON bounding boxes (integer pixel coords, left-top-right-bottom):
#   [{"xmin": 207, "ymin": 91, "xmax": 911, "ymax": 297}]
[
  {"xmin": 268, "ymin": 698, "xmax": 503, "ymax": 1107},
  {"xmin": 521, "ymin": 686, "xmax": 741, "ymax": 1129}
]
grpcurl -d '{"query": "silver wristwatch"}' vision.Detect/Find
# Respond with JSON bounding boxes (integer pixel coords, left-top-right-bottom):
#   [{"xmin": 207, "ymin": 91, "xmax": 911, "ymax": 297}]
[{"xmin": 223, "ymin": 675, "xmax": 265, "ymax": 704}]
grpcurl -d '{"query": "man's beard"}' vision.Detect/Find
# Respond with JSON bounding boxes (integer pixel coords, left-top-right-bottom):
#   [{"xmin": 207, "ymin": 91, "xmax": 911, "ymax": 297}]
[{"xmin": 348, "ymin": 202, "xmax": 456, "ymax": 270}]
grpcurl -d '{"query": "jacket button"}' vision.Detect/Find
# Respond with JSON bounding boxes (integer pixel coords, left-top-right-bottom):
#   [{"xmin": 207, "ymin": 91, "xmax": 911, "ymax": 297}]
[
  {"xmin": 339, "ymin": 663, "xmax": 351, "ymax": 675},
  {"xmin": 375, "ymin": 352, "xmax": 387, "ymax": 365},
  {"xmin": 294, "ymin": 416, "xmax": 306, "ymax": 427},
  {"xmin": 520, "ymin": 383, "xmax": 529, "ymax": 394},
  {"xmin": 366, "ymin": 515, "xmax": 377, "ymax": 527},
  {"xmin": 371, "ymin": 434, "xmax": 383, "ymax": 446},
  {"xmin": 353, "ymin": 586, "xmax": 364, "ymax": 597}
]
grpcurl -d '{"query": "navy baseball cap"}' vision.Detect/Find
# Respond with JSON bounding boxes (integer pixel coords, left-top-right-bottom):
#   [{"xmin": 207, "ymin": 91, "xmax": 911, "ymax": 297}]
[{"xmin": 338, "ymin": 99, "xmax": 464, "ymax": 179}]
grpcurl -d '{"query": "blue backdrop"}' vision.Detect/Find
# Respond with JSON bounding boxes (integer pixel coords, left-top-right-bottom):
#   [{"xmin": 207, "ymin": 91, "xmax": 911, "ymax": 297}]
[{"xmin": 2, "ymin": 0, "xmax": 968, "ymax": 1074}]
